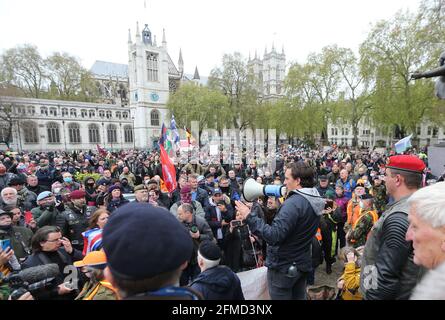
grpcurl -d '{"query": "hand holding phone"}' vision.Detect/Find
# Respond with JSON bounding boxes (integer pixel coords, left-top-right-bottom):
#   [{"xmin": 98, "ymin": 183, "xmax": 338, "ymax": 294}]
[{"xmin": 0, "ymin": 239, "xmax": 11, "ymax": 252}]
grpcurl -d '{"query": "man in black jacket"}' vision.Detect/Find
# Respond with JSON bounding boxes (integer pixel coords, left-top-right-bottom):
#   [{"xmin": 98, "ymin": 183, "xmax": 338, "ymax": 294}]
[
  {"xmin": 360, "ymin": 155, "xmax": 425, "ymax": 300},
  {"xmin": 22, "ymin": 226, "xmax": 83, "ymax": 300},
  {"xmin": 190, "ymin": 240, "xmax": 244, "ymax": 300},
  {"xmin": 56, "ymin": 190, "xmax": 89, "ymax": 252},
  {"xmin": 236, "ymin": 161, "xmax": 325, "ymax": 300}
]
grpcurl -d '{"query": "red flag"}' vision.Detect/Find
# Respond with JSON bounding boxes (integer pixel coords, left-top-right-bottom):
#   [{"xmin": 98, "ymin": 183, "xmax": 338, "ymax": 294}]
[
  {"xmin": 159, "ymin": 144, "xmax": 177, "ymax": 193},
  {"xmin": 96, "ymin": 144, "xmax": 107, "ymax": 157}
]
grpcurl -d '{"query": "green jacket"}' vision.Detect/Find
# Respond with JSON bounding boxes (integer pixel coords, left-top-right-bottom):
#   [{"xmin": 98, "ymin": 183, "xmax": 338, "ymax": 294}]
[
  {"xmin": 75, "ymin": 281, "xmax": 118, "ymax": 300},
  {"xmin": 31, "ymin": 206, "xmax": 59, "ymax": 228},
  {"xmin": 0, "ymin": 226, "xmax": 33, "ymax": 260}
]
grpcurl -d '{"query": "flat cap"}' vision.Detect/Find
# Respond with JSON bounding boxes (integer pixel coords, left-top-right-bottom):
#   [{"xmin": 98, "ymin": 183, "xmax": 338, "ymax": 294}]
[
  {"xmin": 133, "ymin": 184, "xmax": 147, "ymax": 192},
  {"xmin": 386, "ymin": 155, "xmax": 425, "ymax": 173},
  {"xmin": 102, "ymin": 202, "xmax": 193, "ymax": 280}
]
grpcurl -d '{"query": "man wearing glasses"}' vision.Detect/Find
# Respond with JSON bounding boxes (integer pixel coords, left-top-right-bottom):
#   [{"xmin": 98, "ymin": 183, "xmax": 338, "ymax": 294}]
[{"xmin": 21, "ymin": 226, "xmax": 84, "ymax": 300}]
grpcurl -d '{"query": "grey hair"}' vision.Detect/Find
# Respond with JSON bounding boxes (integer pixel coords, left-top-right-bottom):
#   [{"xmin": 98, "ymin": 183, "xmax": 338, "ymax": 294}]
[
  {"xmin": 1, "ymin": 187, "xmax": 18, "ymax": 197},
  {"xmin": 408, "ymin": 182, "xmax": 445, "ymax": 228}
]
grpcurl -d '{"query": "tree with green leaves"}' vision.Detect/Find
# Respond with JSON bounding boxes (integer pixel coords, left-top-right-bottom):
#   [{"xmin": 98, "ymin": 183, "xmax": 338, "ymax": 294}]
[
  {"xmin": 166, "ymin": 82, "xmax": 230, "ymax": 138},
  {"xmin": 1, "ymin": 44, "xmax": 46, "ymax": 98},
  {"xmin": 360, "ymin": 8, "xmax": 443, "ymax": 142},
  {"xmin": 0, "ymin": 98, "xmax": 15, "ymax": 149},
  {"xmin": 326, "ymin": 45, "xmax": 374, "ymax": 148},
  {"xmin": 208, "ymin": 52, "xmax": 259, "ymax": 130},
  {"xmin": 45, "ymin": 52, "xmax": 98, "ymax": 101}
]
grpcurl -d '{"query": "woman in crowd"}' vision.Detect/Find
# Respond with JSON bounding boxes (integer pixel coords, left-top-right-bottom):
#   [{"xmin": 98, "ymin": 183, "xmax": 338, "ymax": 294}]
[{"xmin": 81, "ymin": 208, "xmax": 110, "ymax": 255}]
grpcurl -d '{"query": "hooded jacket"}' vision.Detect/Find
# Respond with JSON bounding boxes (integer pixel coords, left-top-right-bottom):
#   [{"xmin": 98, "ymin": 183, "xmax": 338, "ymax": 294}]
[
  {"xmin": 190, "ymin": 265, "xmax": 245, "ymax": 300},
  {"xmin": 245, "ymin": 188, "xmax": 325, "ymax": 273}
]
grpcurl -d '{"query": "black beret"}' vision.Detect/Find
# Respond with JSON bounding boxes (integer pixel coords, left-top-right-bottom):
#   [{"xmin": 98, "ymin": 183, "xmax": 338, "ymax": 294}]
[
  {"xmin": 199, "ymin": 240, "xmax": 221, "ymax": 261},
  {"xmin": 102, "ymin": 202, "xmax": 193, "ymax": 280},
  {"xmin": 8, "ymin": 176, "xmax": 25, "ymax": 186}
]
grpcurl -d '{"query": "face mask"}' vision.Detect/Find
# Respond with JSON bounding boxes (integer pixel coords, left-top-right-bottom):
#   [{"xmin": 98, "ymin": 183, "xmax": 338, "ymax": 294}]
[
  {"xmin": 64, "ymin": 177, "xmax": 72, "ymax": 184},
  {"xmin": 53, "ymin": 188, "xmax": 61, "ymax": 194},
  {"xmin": 122, "ymin": 181, "xmax": 128, "ymax": 186},
  {"xmin": 87, "ymin": 182, "xmax": 95, "ymax": 187},
  {"xmin": 220, "ymin": 186, "xmax": 229, "ymax": 193}
]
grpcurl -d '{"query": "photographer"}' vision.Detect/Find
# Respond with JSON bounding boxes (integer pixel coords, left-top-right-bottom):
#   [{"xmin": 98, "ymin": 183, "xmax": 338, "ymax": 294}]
[
  {"xmin": 31, "ymin": 191, "xmax": 60, "ymax": 228},
  {"xmin": 319, "ymin": 191, "xmax": 343, "ymax": 274},
  {"xmin": 177, "ymin": 203, "xmax": 214, "ymax": 286},
  {"xmin": 22, "ymin": 226, "xmax": 83, "ymax": 300},
  {"xmin": 0, "ymin": 210, "xmax": 33, "ymax": 262},
  {"xmin": 224, "ymin": 210, "xmax": 263, "ymax": 272}
]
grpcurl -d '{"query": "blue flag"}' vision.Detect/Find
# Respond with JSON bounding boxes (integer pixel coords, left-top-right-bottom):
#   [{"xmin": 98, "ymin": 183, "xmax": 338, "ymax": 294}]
[
  {"xmin": 170, "ymin": 115, "xmax": 180, "ymax": 145},
  {"xmin": 395, "ymin": 134, "xmax": 413, "ymax": 154}
]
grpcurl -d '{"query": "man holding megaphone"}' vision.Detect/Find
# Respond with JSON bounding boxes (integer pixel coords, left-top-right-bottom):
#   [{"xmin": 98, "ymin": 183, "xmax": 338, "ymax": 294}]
[{"xmin": 236, "ymin": 161, "xmax": 325, "ymax": 300}]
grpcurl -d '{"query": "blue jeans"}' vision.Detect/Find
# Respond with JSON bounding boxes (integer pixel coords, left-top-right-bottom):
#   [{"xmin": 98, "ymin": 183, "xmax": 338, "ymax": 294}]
[{"xmin": 267, "ymin": 268, "xmax": 308, "ymax": 300}]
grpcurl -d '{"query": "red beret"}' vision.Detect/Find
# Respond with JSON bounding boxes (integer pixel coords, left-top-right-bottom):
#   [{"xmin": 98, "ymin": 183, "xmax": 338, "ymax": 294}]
[
  {"xmin": 70, "ymin": 189, "xmax": 86, "ymax": 200},
  {"xmin": 386, "ymin": 155, "xmax": 425, "ymax": 173}
]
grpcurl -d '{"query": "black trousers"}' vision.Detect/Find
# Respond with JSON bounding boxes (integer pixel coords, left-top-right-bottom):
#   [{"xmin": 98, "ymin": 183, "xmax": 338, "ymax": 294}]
[{"xmin": 267, "ymin": 268, "xmax": 308, "ymax": 300}]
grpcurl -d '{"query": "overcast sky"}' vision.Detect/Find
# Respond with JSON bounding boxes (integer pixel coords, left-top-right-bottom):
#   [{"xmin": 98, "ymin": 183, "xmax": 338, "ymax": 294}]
[{"xmin": 0, "ymin": 0, "xmax": 422, "ymax": 76}]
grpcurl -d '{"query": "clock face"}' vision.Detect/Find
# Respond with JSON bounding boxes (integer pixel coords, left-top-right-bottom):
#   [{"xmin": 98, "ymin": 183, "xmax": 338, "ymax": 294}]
[{"xmin": 150, "ymin": 93, "xmax": 159, "ymax": 102}]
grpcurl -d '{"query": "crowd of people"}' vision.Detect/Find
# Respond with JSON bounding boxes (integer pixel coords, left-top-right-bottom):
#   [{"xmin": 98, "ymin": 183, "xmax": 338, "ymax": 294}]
[{"xmin": 0, "ymin": 144, "xmax": 444, "ymax": 300}]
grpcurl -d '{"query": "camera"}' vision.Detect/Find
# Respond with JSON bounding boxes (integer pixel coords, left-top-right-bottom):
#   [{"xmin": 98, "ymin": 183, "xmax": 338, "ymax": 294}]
[
  {"xmin": 230, "ymin": 220, "xmax": 242, "ymax": 228},
  {"xmin": 324, "ymin": 200, "xmax": 334, "ymax": 210},
  {"xmin": 189, "ymin": 225, "xmax": 199, "ymax": 234}
]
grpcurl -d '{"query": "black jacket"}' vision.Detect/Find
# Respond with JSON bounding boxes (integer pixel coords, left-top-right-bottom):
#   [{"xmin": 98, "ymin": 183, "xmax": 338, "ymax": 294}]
[
  {"xmin": 27, "ymin": 184, "xmax": 49, "ymax": 196},
  {"xmin": 245, "ymin": 189, "xmax": 324, "ymax": 273},
  {"xmin": 204, "ymin": 200, "xmax": 234, "ymax": 240},
  {"xmin": 21, "ymin": 248, "xmax": 83, "ymax": 300},
  {"xmin": 190, "ymin": 266, "xmax": 245, "ymax": 300},
  {"xmin": 193, "ymin": 187, "xmax": 210, "ymax": 208},
  {"xmin": 56, "ymin": 205, "xmax": 89, "ymax": 251}
]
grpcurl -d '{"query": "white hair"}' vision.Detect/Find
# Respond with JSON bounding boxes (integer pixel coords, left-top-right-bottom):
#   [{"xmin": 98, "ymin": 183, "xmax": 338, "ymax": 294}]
[
  {"xmin": 408, "ymin": 182, "xmax": 445, "ymax": 228},
  {"xmin": 1, "ymin": 187, "xmax": 18, "ymax": 197},
  {"xmin": 197, "ymin": 251, "xmax": 220, "ymax": 271}
]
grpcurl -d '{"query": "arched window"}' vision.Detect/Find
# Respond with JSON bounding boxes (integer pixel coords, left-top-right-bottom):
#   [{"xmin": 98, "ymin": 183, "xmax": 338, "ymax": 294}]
[
  {"xmin": 116, "ymin": 111, "xmax": 121, "ymax": 119},
  {"xmin": 23, "ymin": 121, "xmax": 39, "ymax": 144},
  {"xmin": 122, "ymin": 112, "xmax": 128, "ymax": 119},
  {"xmin": 49, "ymin": 107, "xmax": 57, "ymax": 116},
  {"xmin": 81, "ymin": 109, "xmax": 87, "ymax": 118},
  {"xmin": 41, "ymin": 107, "xmax": 48, "ymax": 116},
  {"xmin": 88, "ymin": 124, "xmax": 100, "ymax": 143},
  {"xmin": 124, "ymin": 125, "xmax": 133, "ymax": 143},
  {"xmin": 147, "ymin": 52, "xmax": 159, "ymax": 82},
  {"xmin": 28, "ymin": 106, "xmax": 35, "ymax": 115},
  {"xmin": 99, "ymin": 110, "xmax": 105, "ymax": 118},
  {"xmin": 106, "ymin": 111, "xmax": 112, "ymax": 119},
  {"xmin": 89, "ymin": 110, "xmax": 95, "ymax": 118},
  {"xmin": 70, "ymin": 109, "xmax": 77, "ymax": 117},
  {"xmin": 0, "ymin": 124, "xmax": 12, "ymax": 143},
  {"xmin": 47, "ymin": 122, "xmax": 60, "ymax": 143},
  {"xmin": 62, "ymin": 108, "xmax": 68, "ymax": 117},
  {"xmin": 68, "ymin": 123, "xmax": 81, "ymax": 143},
  {"xmin": 150, "ymin": 109, "xmax": 159, "ymax": 126},
  {"xmin": 276, "ymin": 66, "xmax": 280, "ymax": 81},
  {"xmin": 107, "ymin": 124, "xmax": 117, "ymax": 143}
]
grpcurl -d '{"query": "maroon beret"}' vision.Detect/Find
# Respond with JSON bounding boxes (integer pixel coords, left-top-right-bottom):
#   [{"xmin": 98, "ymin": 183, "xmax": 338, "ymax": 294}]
[{"xmin": 70, "ymin": 189, "xmax": 86, "ymax": 200}]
